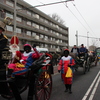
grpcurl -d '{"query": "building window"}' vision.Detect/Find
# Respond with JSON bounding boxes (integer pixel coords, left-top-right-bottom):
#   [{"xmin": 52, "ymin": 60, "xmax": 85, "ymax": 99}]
[
  {"xmin": 40, "ymin": 44, "xmax": 44, "ymax": 48},
  {"xmin": 16, "ymin": 16, "xmax": 22, "ymax": 22},
  {"xmin": 6, "ymin": 0, "xmax": 14, "ymax": 7},
  {"xmin": 6, "ymin": 25, "xmax": 13, "ymax": 31},
  {"xmin": 44, "ymin": 36, "xmax": 48, "ymax": 40},
  {"xmin": 6, "ymin": 12, "xmax": 13, "ymax": 19},
  {"xmin": 16, "ymin": 27, "xmax": 21, "ymax": 34},
  {"xmin": 53, "ymin": 45, "xmax": 55, "ymax": 49},
  {"xmin": 40, "ymin": 16, "xmax": 44, "ymax": 22},
  {"xmin": 32, "ymin": 32, "xmax": 36, "ymax": 37},
  {"xmin": 32, "ymin": 12, "xmax": 36, "ymax": 17},
  {"xmin": 40, "ymin": 34, "xmax": 44, "ymax": 38},
  {"xmin": 27, "ymin": 10, "xmax": 31, "ymax": 16},
  {"xmin": 44, "ymin": 27, "xmax": 48, "ymax": 31},
  {"xmin": 17, "ymin": 4, "xmax": 22, "ymax": 11},
  {"xmin": 50, "ymin": 37, "xmax": 52, "ymax": 41},
  {"xmin": 34, "ymin": 14, "xmax": 39, "ymax": 19},
  {"xmin": 56, "ymin": 33, "xmax": 59, "ymax": 36},
  {"xmin": 44, "ymin": 19, "xmax": 48, "ymax": 24},
  {"xmin": 53, "ymin": 38, "xmax": 55, "ymax": 41},
  {"xmin": 27, "ymin": 20, "xmax": 31, "ymax": 26},
  {"xmin": 45, "ymin": 44, "xmax": 48, "ymax": 48},
  {"xmin": 26, "ymin": 31, "xmax": 31, "ymax": 36},
  {"xmin": 40, "ymin": 26, "xmax": 44, "ymax": 30},
  {"xmin": 50, "ymin": 45, "xmax": 52, "ymax": 48}
]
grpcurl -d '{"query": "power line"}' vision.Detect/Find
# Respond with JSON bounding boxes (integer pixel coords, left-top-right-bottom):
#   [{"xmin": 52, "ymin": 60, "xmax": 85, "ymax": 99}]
[
  {"xmin": 78, "ymin": 35, "xmax": 99, "ymax": 39},
  {"xmin": 63, "ymin": 2, "xmax": 89, "ymax": 32},
  {"xmin": 35, "ymin": 0, "xmax": 44, "ymax": 5},
  {"xmin": 18, "ymin": 0, "xmax": 73, "ymax": 11},
  {"xmin": 71, "ymin": 2, "xmax": 96, "ymax": 37}
]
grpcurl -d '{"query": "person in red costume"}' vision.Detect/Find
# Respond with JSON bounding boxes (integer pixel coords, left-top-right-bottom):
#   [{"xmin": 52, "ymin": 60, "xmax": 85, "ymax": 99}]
[
  {"xmin": 58, "ymin": 49, "xmax": 75, "ymax": 94},
  {"xmin": 7, "ymin": 44, "xmax": 34, "ymax": 77}
]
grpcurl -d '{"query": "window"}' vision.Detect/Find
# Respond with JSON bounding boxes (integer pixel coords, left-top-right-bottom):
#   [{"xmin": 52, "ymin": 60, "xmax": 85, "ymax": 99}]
[
  {"xmin": 40, "ymin": 26, "xmax": 44, "ymax": 30},
  {"xmin": 53, "ymin": 38, "xmax": 55, "ymax": 41},
  {"xmin": 40, "ymin": 34, "xmax": 44, "ymax": 38},
  {"xmin": 27, "ymin": 10, "xmax": 31, "ymax": 16},
  {"xmin": 45, "ymin": 44, "xmax": 48, "ymax": 48},
  {"xmin": 32, "ymin": 23, "xmax": 39, "ymax": 28},
  {"xmin": 6, "ymin": 25, "xmax": 13, "ymax": 31},
  {"xmin": 6, "ymin": 12, "xmax": 13, "ymax": 19},
  {"xmin": 32, "ymin": 32, "xmax": 36, "ymax": 37},
  {"xmin": 56, "ymin": 33, "xmax": 59, "ymax": 36},
  {"xmin": 50, "ymin": 37, "xmax": 52, "ymax": 41},
  {"xmin": 35, "ymin": 14, "xmax": 39, "ymax": 19},
  {"xmin": 36, "ymin": 24, "xmax": 39, "ymax": 29},
  {"xmin": 44, "ymin": 36, "xmax": 48, "ymax": 40},
  {"xmin": 41, "ymin": 44, "xmax": 44, "ymax": 48},
  {"xmin": 6, "ymin": 0, "xmax": 14, "ymax": 7},
  {"xmin": 27, "ymin": 20, "xmax": 31, "ymax": 26},
  {"xmin": 44, "ymin": 19, "xmax": 48, "ymax": 24},
  {"xmin": 16, "ymin": 16, "xmax": 22, "ymax": 22},
  {"xmin": 44, "ymin": 27, "xmax": 48, "ymax": 31},
  {"xmin": 40, "ymin": 17, "xmax": 44, "ymax": 21},
  {"xmin": 53, "ymin": 45, "xmax": 55, "ymax": 49},
  {"xmin": 17, "ymin": 4, "xmax": 22, "ymax": 11},
  {"xmin": 32, "ymin": 12, "xmax": 36, "ymax": 17},
  {"xmin": 26, "ymin": 31, "xmax": 31, "ymax": 36},
  {"xmin": 16, "ymin": 27, "xmax": 21, "ymax": 34},
  {"xmin": 50, "ymin": 45, "xmax": 52, "ymax": 48}
]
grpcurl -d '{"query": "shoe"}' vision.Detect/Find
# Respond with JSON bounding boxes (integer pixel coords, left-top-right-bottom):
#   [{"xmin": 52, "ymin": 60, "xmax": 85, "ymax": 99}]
[{"xmin": 69, "ymin": 90, "xmax": 72, "ymax": 94}]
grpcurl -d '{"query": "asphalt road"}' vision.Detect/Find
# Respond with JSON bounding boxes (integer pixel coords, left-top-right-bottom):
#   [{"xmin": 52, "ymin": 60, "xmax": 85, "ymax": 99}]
[
  {"xmin": 0, "ymin": 64, "xmax": 100, "ymax": 100},
  {"xmin": 50, "ymin": 65, "xmax": 100, "ymax": 100}
]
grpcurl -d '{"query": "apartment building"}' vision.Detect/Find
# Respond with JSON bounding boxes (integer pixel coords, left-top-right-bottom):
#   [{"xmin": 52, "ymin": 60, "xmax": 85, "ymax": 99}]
[{"xmin": 0, "ymin": 0, "xmax": 69, "ymax": 52}]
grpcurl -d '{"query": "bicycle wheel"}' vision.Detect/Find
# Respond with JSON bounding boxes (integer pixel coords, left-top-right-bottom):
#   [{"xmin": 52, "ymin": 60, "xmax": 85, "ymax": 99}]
[{"xmin": 35, "ymin": 70, "xmax": 52, "ymax": 100}]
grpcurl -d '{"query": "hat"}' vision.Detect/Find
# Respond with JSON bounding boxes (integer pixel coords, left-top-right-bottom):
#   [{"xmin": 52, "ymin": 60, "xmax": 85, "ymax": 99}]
[{"xmin": 0, "ymin": 21, "xmax": 6, "ymax": 31}]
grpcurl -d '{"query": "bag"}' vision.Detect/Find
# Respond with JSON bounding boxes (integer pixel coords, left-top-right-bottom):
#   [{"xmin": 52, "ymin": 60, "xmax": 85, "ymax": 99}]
[{"xmin": 65, "ymin": 67, "xmax": 72, "ymax": 78}]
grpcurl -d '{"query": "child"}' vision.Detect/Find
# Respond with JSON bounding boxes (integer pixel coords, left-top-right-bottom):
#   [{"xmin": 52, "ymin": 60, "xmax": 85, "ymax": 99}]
[{"xmin": 58, "ymin": 49, "xmax": 75, "ymax": 93}]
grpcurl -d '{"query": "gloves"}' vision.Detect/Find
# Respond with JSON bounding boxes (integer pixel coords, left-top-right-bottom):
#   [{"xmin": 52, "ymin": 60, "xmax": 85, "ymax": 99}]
[
  {"xmin": 58, "ymin": 70, "xmax": 60, "ymax": 73},
  {"xmin": 68, "ymin": 64, "xmax": 71, "ymax": 67}
]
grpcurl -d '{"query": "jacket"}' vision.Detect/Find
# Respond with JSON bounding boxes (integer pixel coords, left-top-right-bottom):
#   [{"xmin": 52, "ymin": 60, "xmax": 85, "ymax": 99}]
[{"xmin": 58, "ymin": 56, "xmax": 75, "ymax": 74}]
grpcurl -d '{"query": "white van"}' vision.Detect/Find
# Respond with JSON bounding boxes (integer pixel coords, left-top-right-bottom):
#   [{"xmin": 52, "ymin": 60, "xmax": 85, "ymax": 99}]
[{"xmin": 36, "ymin": 48, "xmax": 49, "ymax": 53}]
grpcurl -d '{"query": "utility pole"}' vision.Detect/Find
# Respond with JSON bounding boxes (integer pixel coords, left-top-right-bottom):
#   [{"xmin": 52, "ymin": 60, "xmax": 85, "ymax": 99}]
[
  {"xmin": 14, "ymin": 0, "xmax": 17, "ymax": 36},
  {"xmin": 87, "ymin": 32, "xmax": 89, "ymax": 49},
  {"xmin": 75, "ymin": 31, "xmax": 78, "ymax": 46}
]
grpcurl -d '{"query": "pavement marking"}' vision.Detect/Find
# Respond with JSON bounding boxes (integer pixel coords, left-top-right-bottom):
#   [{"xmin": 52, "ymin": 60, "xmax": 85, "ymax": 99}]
[
  {"xmin": 89, "ymin": 74, "xmax": 100, "ymax": 100},
  {"xmin": 82, "ymin": 70, "xmax": 100, "ymax": 100}
]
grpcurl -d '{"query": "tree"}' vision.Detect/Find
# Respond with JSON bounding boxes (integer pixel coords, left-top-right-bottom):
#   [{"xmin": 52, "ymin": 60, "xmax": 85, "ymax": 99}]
[
  {"xmin": 89, "ymin": 39, "xmax": 98, "ymax": 51},
  {"xmin": 49, "ymin": 13, "xmax": 65, "ymax": 25}
]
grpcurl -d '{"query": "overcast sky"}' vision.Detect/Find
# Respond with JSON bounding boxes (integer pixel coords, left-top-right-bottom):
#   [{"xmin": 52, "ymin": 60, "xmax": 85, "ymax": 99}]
[{"xmin": 24, "ymin": 0, "xmax": 100, "ymax": 48}]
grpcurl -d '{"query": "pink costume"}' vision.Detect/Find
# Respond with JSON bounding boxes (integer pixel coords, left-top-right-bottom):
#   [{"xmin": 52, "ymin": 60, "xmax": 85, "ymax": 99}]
[{"xmin": 8, "ymin": 51, "xmax": 32, "ymax": 72}]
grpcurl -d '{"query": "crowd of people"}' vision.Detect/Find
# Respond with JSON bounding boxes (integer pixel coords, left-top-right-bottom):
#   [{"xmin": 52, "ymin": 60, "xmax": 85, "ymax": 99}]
[{"xmin": 0, "ymin": 19, "xmax": 97, "ymax": 98}]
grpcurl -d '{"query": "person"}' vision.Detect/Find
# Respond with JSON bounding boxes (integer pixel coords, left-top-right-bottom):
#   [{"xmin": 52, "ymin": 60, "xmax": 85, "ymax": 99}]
[
  {"xmin": 0, "ymin": 20, "xmax": 9, "ymax": 75},
  {"xmin": 52, "ymin": 52, "xmax": 59, "ymax": 66},
  {"xmin": 0, "ymin": 21, "xmax": 9, "ymax": 61},
  {"xmin": 7, "ymin": 44, "xmax": 33, "ymax": 77},
  {"xmin": 58, "ymin": 49, "xmax": 75, "ymax": 94},
  {"xmin": 71, "ymin": 45, "xmax": 79, "ymax": 55},
  {"xmin": 79, "ymin": 44, "xmax": 86, "ymax": 57}
]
